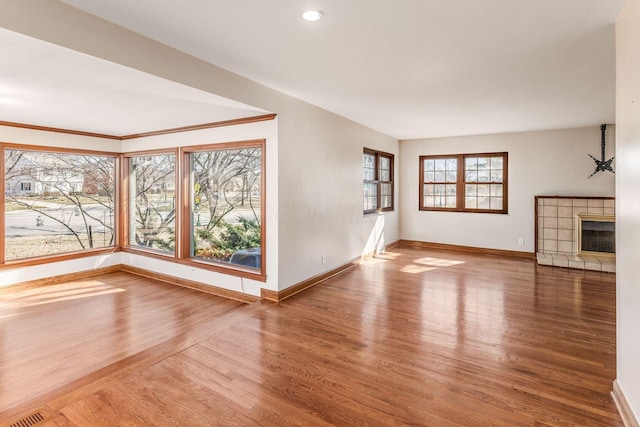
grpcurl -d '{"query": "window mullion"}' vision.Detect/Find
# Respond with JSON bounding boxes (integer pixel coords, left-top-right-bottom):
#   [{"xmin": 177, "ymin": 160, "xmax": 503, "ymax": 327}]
[
  {"xmin": 457, "ymin": 155, "xmax": 464, "ymax": 211},
  {"xmin": 376, "ymin": 153, "xmax": 382, "ymax": 212},
  {"xmin": 0, "ymin": 145, "xmax": 5, "ymax": 264},
  {"xmin": 179, "ymin": 150, "xmax": 192, "ymax": 260}
]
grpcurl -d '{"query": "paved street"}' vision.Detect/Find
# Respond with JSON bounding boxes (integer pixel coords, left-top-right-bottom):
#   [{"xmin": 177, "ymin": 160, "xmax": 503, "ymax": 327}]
[
  {"xmin": 5, "ymin": 204, "xmax": 113, "ymax": 238},
  {"xmin": 5, "ymin": 200, "xmax": 258, "ymax": 239}
]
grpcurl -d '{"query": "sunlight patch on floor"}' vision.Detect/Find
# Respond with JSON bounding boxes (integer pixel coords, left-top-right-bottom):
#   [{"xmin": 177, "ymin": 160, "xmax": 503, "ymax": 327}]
[
  {"xmin": 0, "ymin": 281, "xmax": 125, "ymax": 309},
  {"xmin": 375, "ymin": 251, "xmax": 402, "ymax": 260},
  {"xmin": 0, "ymin": 312, "xmax": 22, "ymax": 319},
  {"xmin": 398, "ymin": 256, "xmax": 465, "ymax": 274},
  {"xmin": 400, "ymin": 265, "xmax": 438, "ymax": 274},
  {"xmin": 360, "ymin": 250, "xmax": 403, "ymax": 265},
  {"xmin": 359, "ymin": 257, "xmax": 389, "ymax": 265},
  {"xmin": 413, "ymin": 257, "xmax": 465, "ymax": 267}
]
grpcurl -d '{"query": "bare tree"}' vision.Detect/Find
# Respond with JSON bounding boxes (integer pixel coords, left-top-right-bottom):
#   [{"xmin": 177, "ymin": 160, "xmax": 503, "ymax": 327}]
[
  {"xmin": 191, "ymin": 147, "xmax": 261, "ymax": 260},
  {"xmin": 5, "ymin": 150, "xmax": 116, "ymax": 252},
  {"xmin": 5, "ymin": 151, "xmax": 27, "ymax": 177},
  {"xmin": 130, "ymin": 155, "xmax": 176, "ymax": 250},
  {"xmin": 192, "ymin": 147, "xmax": 261, "ymax": 233}
]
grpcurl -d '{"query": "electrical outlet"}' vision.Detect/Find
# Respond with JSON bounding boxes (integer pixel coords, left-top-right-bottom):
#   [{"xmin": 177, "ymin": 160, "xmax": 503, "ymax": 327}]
[
  {"xmin": 518, "ymin": 238, "xmax": 525, "ymax": 246},
  {"xmin": 322, "ymin": 254, "xmax": 326, "ymax": 265}
]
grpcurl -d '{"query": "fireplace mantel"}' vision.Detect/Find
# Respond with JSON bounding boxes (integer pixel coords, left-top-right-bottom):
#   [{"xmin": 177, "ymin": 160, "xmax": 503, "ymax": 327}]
[{"xmin": 534, "ymin": 196, "xmax": 615, "ymax": 272}]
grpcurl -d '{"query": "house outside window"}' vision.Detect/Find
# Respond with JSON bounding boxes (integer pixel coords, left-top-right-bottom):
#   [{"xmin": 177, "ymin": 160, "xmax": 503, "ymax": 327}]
[{"xmin": 3, "ymin": 147, "xmax": 117, "ymax": 261}]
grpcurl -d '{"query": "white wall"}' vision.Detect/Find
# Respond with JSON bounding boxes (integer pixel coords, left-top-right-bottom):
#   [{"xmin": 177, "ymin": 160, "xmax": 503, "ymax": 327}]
[
  {"xmin": 0, "ymin": 2, "xmax": 400, "ymax": 292},
  {"xmin": 400, "ymin": 127, "xmax": 615, "ymax": 253},
  {"xmin": 276, "ymin": 100, "xmax": 399, "ymax": 288},
  {"xmin": 615, "ymin": 0, "xmax": 640, "ymax": 420},
  {"xmin": 0, "ymin": 252, "xmax": 120, "ymax": 287}
]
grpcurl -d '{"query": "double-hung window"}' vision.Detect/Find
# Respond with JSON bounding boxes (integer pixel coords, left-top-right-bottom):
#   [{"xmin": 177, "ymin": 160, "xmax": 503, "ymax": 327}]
[
  {"xmin": 363, "ymin": 149, "xmax": 394, "ymax": 214},
  {"xmin": 419, "ymin": 152, "xmax": 507, "ymax": 213}
]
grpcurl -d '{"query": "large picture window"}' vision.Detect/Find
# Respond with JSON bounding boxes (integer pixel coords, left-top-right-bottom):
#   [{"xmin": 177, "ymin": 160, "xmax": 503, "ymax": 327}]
[
  {"xmin": 0, "ymin": 115, "xmax": 271, "ymax": 283},
  {"xmin": 3, "ymin": 147, "xmax": 117, "ymax": 261},
  {"xmin": 184, "ymin": 140, "xmax": 264, "ymax": 273},
  {"xmin": 126, "ymin": 152, "xmax": 176, "ymax": 254},
  {"xmin": 363, "ymin": 148, "xmax": 394, "ymax": 214},
  {"xmin": 2, "ymin": 138, "xmax": 267, "ymax": 280},
  {"xmin": 419, "ymin": 152, "xmax": 508, "ymax": 214}
]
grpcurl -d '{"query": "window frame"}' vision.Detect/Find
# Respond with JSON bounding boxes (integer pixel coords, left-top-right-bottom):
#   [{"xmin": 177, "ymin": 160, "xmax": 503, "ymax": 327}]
[
  {"xmin": 180, "ymin": 139, "xmax": 266, "ymax": 281},
  {"xmin": 122, "ymin": 148, "xmax": 179, "ymax": 259},
  {"xmin": 1, "ymin": 140, "xmax": 268, "ymax": 282},
  {"xmin": 1, "ymin": 143, "xmax": 120, "ymax": 267},
  {"xmin": 419, "ymin": 152, "xmax": 508, "ymax": 214},
  {"xmin": 363, "ymin": 148, "xmax": 394, "ymax": 215}
]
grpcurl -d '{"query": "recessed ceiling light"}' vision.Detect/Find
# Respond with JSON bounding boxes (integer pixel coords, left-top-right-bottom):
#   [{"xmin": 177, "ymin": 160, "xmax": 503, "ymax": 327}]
[{"xmin": 302, "ymin": 10, "xmax": 323, "ymax": 22}]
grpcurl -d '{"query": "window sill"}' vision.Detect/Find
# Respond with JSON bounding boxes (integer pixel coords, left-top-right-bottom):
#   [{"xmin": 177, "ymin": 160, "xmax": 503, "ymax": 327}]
[
  {"xmin": 122, "ymin": 247, "xmax": 267, "ymax": 282},
  {"xmin": 1, "ymin": 246, "xmax": 120, "ymax": 270},
  {"xmin": 419, "ymin": 208, "xmax": 508, "ymax": 214}
]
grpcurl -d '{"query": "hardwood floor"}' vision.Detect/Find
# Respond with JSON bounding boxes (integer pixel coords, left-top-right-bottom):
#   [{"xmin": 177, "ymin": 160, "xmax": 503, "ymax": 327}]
[
  {"xmin": 1, "ymin": 245, "xmax": 622, "ymax": 426},
  {"xmin": 0, "ymin": 273, "xmax": 245, "ymax": 422}
]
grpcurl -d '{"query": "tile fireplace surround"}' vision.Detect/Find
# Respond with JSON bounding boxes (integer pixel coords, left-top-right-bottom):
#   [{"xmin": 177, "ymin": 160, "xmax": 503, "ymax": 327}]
[{"xmin": 535, "ymin": 196, "xmax": 615, "ymax": 272}]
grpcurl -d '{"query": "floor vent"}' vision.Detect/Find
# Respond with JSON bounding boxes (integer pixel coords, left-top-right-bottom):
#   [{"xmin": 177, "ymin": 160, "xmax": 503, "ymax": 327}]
[{"xmin": 9, "ymin": 411, "xmax": 46, "ymax": 427}]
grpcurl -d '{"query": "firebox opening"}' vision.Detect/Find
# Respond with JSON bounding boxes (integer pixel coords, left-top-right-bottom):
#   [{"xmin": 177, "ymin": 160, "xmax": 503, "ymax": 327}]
[{"xmin": 577, "ymin": 215, "xmax": 615, "ymax": 256}]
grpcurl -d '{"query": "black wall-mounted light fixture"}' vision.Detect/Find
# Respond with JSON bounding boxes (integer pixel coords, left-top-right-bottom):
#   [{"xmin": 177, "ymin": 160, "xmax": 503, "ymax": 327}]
[{"xmin": 588, "ymin": 124, "xmax": 615, "ymax": 178}]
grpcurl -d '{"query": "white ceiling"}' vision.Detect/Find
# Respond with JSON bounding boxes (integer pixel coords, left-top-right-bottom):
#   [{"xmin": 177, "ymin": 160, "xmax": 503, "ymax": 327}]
[
  {"xmin": 2, "ymin": 1, "xmax": 626, "ymax": 139},
  {"xmin": 0, "ymin": 27, "xmax": 265, "ymax": 136}
]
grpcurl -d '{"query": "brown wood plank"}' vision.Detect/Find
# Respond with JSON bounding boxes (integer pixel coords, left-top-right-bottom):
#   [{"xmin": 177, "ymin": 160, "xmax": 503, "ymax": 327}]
[
  {"xmin": 0, "ymin": 272, "xmax": 245, "ymax": 422},
  {"xmin": 1, "ymin": 245, "xmax": 623, "ymax": 426}
]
